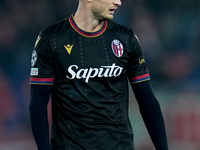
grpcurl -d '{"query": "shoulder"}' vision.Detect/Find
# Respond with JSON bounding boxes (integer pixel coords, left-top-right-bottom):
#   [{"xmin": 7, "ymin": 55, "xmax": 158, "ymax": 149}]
[
  {"xmin": 106, "ymin": 20, "xmax": 140, "ymax": 47},
  {"xmin": 40, "ymin": 18, "xmax": 70, "ymax": 38},
  {"xmin": 106, "ymin": 20, "xmax": 139, "ymax": 44},
  {"xmin": 107, "ymin": 20, "xmax": 134, "ymax": 36}
]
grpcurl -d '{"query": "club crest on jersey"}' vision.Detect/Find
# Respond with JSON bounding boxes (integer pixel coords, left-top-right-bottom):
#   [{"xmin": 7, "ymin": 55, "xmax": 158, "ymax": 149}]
[{"xmin": 111, "ymin": 39, "xmax": 124, "ymax": 57}]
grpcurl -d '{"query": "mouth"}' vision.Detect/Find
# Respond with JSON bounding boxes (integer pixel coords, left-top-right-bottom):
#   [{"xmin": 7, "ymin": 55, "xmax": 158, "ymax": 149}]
[{"xmin": 109, "ymin": 9, "xmax": 116, "ymax": 15}]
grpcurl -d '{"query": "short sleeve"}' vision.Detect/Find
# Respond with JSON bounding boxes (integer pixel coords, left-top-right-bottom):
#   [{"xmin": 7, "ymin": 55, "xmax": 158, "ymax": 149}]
[
  {"xmin": 30, "ymin": 31, "xmax": 54, "ymax": 85},
  {"xmin": 127, "ymin": 33, "xmax": 150, "ymax": 84}
]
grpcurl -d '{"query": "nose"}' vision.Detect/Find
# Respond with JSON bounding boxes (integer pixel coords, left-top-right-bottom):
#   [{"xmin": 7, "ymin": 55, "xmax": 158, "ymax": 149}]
[{"xmin": 113, "ymin": 0, "xmax": 122, "ymax": 6}]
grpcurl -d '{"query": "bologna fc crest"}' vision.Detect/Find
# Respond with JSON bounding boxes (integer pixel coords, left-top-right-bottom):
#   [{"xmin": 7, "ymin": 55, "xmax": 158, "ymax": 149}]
[{"xmin": 111, "ymin": 39, "xmax": 124, "ymax": 57}]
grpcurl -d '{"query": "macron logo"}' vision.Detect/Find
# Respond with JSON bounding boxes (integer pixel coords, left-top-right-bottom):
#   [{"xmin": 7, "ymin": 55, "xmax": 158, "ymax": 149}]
[{"xmin": 64, "ymin": 44, "xmax": 73, "ymax": 54}]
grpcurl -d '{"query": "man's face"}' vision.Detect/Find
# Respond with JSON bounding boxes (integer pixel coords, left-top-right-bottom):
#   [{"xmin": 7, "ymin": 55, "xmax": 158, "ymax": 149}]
[{"xmin": 90, "ymin": 0, "xmax": 122, "ymax": 20}]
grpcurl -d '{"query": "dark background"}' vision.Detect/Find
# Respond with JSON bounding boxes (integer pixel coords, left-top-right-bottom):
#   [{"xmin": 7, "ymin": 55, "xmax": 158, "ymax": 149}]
[{"xmin": 0, "ymin": 0, "xmax": 200, "ymax": 149}]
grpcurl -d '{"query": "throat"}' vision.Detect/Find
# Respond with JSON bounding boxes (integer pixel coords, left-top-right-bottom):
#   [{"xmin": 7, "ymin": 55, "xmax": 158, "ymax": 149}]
[
  {"xmin": 79, "ymin": 20, "xmax": 104, "ymax": 32},
  {"xmin": 74, "ymin": 14, "xmax": 104, "ymax": 32}
]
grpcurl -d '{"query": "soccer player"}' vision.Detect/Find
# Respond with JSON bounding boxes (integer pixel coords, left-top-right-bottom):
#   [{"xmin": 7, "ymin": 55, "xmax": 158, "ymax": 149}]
[{"xmin": 29, "ymin": 0, "xmax": 169, "ymax": 150}]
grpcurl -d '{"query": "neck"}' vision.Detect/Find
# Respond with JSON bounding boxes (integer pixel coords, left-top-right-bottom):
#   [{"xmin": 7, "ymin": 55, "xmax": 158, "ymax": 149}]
[{"xmin": 74, "ymin": 4, "xmax": 104, "ymax": 32}]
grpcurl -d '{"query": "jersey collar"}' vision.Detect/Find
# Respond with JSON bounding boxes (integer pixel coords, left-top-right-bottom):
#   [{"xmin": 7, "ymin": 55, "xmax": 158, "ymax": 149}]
[{"xmin": 69, "ymin": 14, "xmax": 107, "ymax": 38}]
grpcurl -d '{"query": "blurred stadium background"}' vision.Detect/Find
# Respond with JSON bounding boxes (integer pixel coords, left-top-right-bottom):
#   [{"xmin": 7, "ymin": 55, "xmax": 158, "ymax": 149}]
[{"xmin": 0, "ymin": 0, "xmax": 200, "ymax": 149}]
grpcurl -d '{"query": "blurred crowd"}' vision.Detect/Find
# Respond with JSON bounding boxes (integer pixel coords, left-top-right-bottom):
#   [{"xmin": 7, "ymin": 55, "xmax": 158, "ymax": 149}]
[{"xmin": 0, "ymin": 0, "xmax": 200, "ymax": 149}]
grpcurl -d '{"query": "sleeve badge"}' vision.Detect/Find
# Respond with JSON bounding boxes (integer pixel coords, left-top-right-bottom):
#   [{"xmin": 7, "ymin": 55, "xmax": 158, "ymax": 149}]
[{"xmin": 31, "ymin": 50, "xmax": 37, "ymax": 67}]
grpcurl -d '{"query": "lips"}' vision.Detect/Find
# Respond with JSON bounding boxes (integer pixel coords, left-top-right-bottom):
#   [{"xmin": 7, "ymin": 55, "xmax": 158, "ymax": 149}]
[{"xmin": 109, "ymin": 8, "xmax": 116, "ymax": 14}]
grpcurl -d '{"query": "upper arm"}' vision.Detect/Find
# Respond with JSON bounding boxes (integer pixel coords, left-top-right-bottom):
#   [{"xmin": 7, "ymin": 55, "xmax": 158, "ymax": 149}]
[
  {"xmin": 131, "ymin": 80, "xmax": 160, "ymax": 110},
  {"xmin": 30, "ymin": 85, "xmax": 52, "ymax": 107},
  {"xmin": 127, "ymin": 32, "xmax": 150, "ymax": 84},
  {"xmin": 127, "ymin": 32, "xmax": 156, "ymax": 105},
  {"xmin": 29, "ymin": 31, "xmax": 54, "ymax": 107},
  {"xmin": 30, "ymin": 31, "xmax": 54, "ymax": 86}
]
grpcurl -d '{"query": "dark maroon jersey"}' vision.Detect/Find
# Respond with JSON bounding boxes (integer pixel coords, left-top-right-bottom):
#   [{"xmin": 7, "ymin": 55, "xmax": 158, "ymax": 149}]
[{"xmin": 30, "ymin": 14, "xmax": 150, "ymax": 150}]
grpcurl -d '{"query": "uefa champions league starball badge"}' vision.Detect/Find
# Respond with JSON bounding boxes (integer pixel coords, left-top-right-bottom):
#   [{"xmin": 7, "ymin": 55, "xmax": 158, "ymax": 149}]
[
  {"xmin": 31, "ymin": 50, "xmax": 37, "ymax": 67},
  {"xmin": 111, "ymin": 39, "xmax": 124, "ymax": 57}
]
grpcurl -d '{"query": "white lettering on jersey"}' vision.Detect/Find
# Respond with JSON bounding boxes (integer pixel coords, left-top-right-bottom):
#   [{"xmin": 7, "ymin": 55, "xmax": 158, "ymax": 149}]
[{"xmin": 66, "ymin": 63, "xmax": 123, "ymax": 83}]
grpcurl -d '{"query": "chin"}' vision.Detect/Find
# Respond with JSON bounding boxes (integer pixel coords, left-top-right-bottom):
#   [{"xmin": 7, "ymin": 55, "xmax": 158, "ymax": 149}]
[
  {"xmin": 108, "ymin": 16, "xmax": 114, "ymax": 20},
  {"xmin": 98, "ymin": 14, "xmax": 113, "ymax": 21},
  {"xmin": 104, "ymin": 15, "xmax": 113, "ymax": 20}
]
